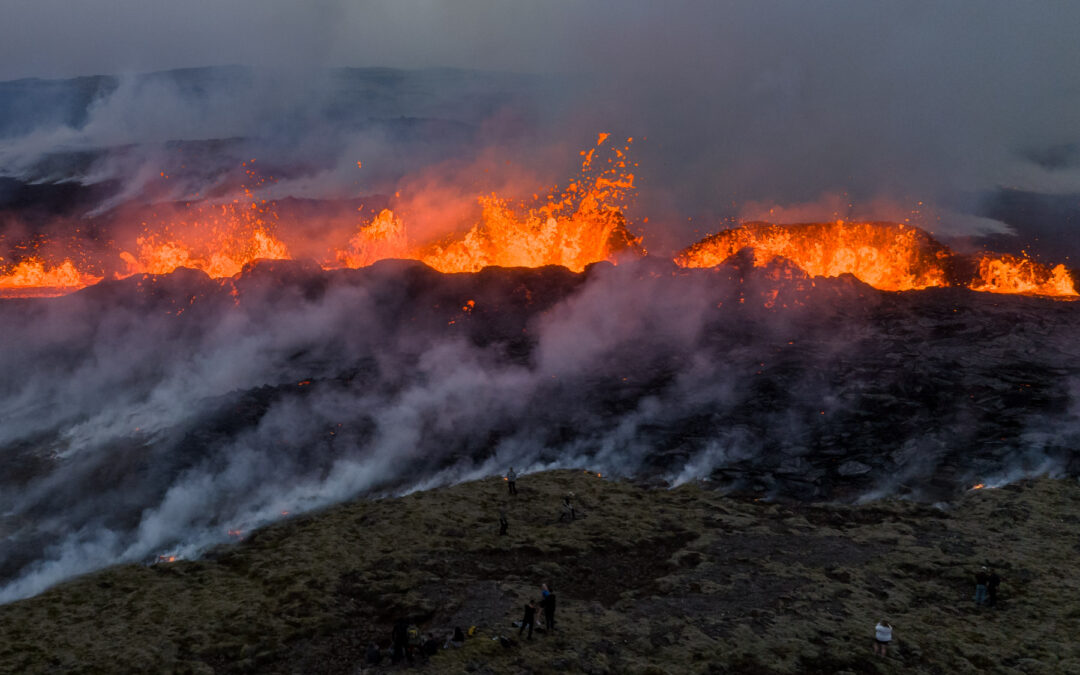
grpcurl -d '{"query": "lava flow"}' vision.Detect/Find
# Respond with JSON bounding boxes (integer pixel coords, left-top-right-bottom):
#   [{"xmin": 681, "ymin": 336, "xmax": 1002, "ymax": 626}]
[
  {"xmin": 675, "ymin": 221, "xmax": 951, "ymax": 291},
  {"xmin": 0, "ymin": 135, "xmax": 1077, "ymax": 299},
  {"xmin": 0, "ymin": 258, "xmax": 103, "ymax": 298},
  {"xmin": 675, "ymin": 220, "xmax": 1077, "ymax": 297}
]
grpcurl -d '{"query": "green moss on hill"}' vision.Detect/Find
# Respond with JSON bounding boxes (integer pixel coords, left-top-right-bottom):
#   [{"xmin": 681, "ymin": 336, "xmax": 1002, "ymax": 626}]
[{"xmin": 1, "ymin": 470, "xmax": 1078, "ymax": 674}]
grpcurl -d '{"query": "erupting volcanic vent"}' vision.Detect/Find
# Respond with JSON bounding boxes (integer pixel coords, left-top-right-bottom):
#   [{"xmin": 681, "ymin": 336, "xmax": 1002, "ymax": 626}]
[
  {"xmin": 337, "ymin": 135, "xmax": 640, "ymax": 273},
  {"xmin": 676, "ymin": 220, "xmax": 1077, "ymax": 297},
  {"xmin": 1, "ymin": 105, "xmax": 1079, "ymax": 605},
  {"xmin": 2, "ymin": 142, "xmax": 1076, "ymax": 299},
  {"xmin": 0, "ymin": 134, "xmax": 642, "ymax": 296}
]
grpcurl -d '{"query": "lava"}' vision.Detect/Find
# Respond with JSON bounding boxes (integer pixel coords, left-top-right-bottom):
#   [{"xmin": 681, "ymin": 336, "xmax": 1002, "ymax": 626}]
[
  {"xmin": 1, "ymin": 137, "xmax": 1077, "ymax": 299},
  {"xmin": 118, "ymin": 200, "xmax": 290, "ymax": 279},
  {"xmin": 0, "ymin": 258, "xmax": 103, "ymax": 298},
  {"xmin": 675, "ymin": 221, "xmax": 1077, "ymax": 298},
  {"xmin": 969, "ymin": 254, "xmax": 1077, "ymax": 297},
  {"xmin": 336, "ymin": 134, "xmax": 641, "ymax": 273},
  {"xmin": 675, "ymin": 221, "xmax": 951, "ymax": 292}
]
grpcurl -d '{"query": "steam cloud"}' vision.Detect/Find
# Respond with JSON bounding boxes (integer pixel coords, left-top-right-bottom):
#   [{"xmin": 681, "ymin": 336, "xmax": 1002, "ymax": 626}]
[
  {"xmin": 3, "ymin": 0, "xmax": 1080, "ymax": 603},
  {"xmin": 2, "ymin": 258, "xmax": 1079, "ymax": 602},
  {"xmin": 3, "ymin": 2, "xmax": 1080, "ymax": 257}
]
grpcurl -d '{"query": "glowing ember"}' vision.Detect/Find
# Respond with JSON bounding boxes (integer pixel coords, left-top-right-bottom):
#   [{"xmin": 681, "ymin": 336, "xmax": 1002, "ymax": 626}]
[
  {"xmin": 156, "ymin": 555, "xmax": 177, "ymax": 563},
  {"xmin": 971, "ymin": 483, "xmax": 986, "ymax": 490}
]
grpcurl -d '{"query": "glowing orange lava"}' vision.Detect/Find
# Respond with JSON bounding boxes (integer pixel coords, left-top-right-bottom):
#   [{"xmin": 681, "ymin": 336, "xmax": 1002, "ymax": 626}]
[
  {"xmin": 119, "ymin": 200, "xmax": 290, "ymax": 279},
  {"xmin": 335, "ymin": 134, "xmax": 641, "ymax": 273},
  {"xmin": 969, "ymin": 254, "xmax": 1077, "ymax": 297},
  {"xmin": 676, "ymin": 221, "xmax": 1077, "ymax": 298},
  {"xmin": 0, "ymin": 258, "xmax": 103, "ymax": 298},
  {"xmin": 335, "ymin": 208, "xmax": 408, "ymax": 269},
  {"xmin": 2, "ymin": 137, "xmax": 1077, "ymax": 301},
  {"xmin": 675, "ymin": 221, "xmax": 951, "ymax": 292}
]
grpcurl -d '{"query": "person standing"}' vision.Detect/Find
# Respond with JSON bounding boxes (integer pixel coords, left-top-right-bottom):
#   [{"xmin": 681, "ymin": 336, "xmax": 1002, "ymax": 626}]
[
  {"xmin": 874, "ymin": 620, "xmax": 892, "ymax": 656},
  {"xmin": 975, "ymin": 566, "xmax": 990, "ymax": 605},
  {"xmin": 540, "ymin": 585, "xmax": 557, "ymax": 631},
  {"xmin": 559, "ymin": 493, "xmax": 576, "ymax": 522},
  {"xmin": 391, "ymin": 619, "xmax": 408, "ymax": 663},
  {"xmin": 988, "ymin": 568, "xmax": 1002, "ymax": 607},
  {"xmin": 519, "ymin": 600, "xmax": 537, "ymax": 640},
  {"xmin": 507, "ymin": 467, "xmax": 518, "ymax": 495}
]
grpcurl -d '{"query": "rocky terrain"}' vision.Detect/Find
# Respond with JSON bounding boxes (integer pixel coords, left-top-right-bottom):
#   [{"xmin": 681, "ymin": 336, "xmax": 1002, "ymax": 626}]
[{"xmin": 1, "ymin": 469, "xmax": 1078, "ymax": 674}]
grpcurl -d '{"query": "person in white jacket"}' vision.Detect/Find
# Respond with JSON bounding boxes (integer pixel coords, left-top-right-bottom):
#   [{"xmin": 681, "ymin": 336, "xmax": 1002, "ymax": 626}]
[{"xmin": 874, "ymin": 620, "xmax": 893, "ymax": 656}]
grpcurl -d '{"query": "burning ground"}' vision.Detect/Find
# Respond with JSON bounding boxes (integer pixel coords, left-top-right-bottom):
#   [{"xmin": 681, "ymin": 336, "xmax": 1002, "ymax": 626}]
[
  {"xmin": 0, "ymin": 470, "xmax": 1078, "ymax": 674},
  {"xmin": 1, "ymin": 255, "xmax": 1079, "ymax": 604}
]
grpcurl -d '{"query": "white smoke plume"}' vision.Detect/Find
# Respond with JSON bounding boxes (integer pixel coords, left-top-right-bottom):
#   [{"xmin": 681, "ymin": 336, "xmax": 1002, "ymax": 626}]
[{"xmin": 2, "ymin": 257, "xmax": 1077, "ymax": 602}]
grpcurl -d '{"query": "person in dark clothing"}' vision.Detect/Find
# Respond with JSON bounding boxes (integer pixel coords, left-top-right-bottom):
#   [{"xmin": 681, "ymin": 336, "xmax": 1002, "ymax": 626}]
[
  {"xmin": 365, "ymin": 642, "xmax": 382, "ymax": 665},
  {"xmin": 975, "ymin": 566, "xmax": 990, "ymax": 605},
  {"xmin": 540, "ymin": 586, "xmax": 556, "ymax": 631},
  {"xmin": 507, "ymin": 467, "xmax": 518, "ymax": 495},
  {"xmin": 519, "ymin": 600, "xmax": 537, "ymax": 639},
  {"xmin": 391, "ymin": 620, "xmax": 408, "ymax": 663},
  {"xmin": 988, "ymin": 568, "xmax": 1002, "ymax": 607},
  {"xmin": 499, "ymin": 509, "xmax": 509, "ymax": 536},
  {"xmin": 558, "ymin": 494, "xmax": 576, "ymax": 522}
]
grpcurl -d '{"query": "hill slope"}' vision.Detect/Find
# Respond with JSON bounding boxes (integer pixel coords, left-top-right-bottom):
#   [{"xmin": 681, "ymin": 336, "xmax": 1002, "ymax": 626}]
[{"xmin": 1, "ymin": 470, "xmax": 1078, "ymax": 674}]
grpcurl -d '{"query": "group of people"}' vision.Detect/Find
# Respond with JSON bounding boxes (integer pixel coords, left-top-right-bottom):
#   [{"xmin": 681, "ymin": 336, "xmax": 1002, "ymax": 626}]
[
  {"xmin": 872, "ymin": 564, "xmax": 1006, "ymax": 658},
  {"xmin": 518, "ymin": 584, "xmax": 557, "ymax": 640},
  {"xmin": 502, "ymin": 467, "xmax": 579, "ymax": 532},
  {"xmin": 366, "ymin": 622, "xmax": 467, "ymax": 667},
  {"xmin": 974, "ymin": 566, "xmax": 1002, "ymax": 607}
]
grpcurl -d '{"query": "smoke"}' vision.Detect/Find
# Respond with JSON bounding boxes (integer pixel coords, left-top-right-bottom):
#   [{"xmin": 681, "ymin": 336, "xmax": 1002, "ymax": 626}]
[
  {"xmin": 2, "ymin": 258, "xmax": 1078, "ymax": 601},
  {"xmin": 3, "ymin": 2, "xmax": 1080, "ymax": 258},
  {"xmin": 3, "ymin": 1, "xmax": 1080, "ymax": 603}
]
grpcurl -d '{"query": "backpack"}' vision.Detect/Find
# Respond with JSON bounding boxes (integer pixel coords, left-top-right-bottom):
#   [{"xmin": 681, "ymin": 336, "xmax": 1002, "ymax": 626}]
[
  {"xmin": 467, "ymin": 625, "xmax": 478, "ymax": 637},
  {"xmin": 407, "ymin": 625, "xmax": 421, "ymax": 645}
]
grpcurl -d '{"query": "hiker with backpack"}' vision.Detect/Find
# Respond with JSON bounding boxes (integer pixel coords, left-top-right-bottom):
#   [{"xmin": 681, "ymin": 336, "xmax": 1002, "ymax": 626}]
[
  {"xmin": 406, "ymin": 623, "xmax": 422, "ymax": 659},
  {"xmin": 506, "ymin": 467, "xmax": 518, "ymax": 495}
]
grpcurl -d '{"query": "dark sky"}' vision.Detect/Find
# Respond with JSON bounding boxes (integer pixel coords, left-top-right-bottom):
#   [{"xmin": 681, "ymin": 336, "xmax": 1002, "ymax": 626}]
[{"xmin": 3, "ymin": 1, "xmax": 1080, "ymax": 252}]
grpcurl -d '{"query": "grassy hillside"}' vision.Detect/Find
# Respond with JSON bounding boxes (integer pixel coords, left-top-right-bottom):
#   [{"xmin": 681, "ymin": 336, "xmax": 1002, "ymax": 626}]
[{"xmin": 1, "ymin": 470, "xmax": 1078, "ymax": 674}]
